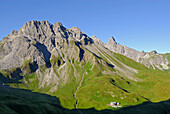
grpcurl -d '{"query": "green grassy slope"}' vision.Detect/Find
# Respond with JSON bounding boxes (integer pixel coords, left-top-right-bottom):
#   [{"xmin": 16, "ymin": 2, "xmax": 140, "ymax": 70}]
[
  {"xmin": 112, "ymin": 52, "xmax": 170, "ymax": 102},
  {"xmin": 73, "ymin": 50, "xmax": 170, "ymax": 110},
  {"xmin": 76, "ymin": 61, "xmax": 147, "ymax": 110}
]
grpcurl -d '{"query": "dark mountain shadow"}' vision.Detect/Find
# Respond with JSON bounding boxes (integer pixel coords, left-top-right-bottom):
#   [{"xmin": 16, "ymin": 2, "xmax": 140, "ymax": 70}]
[
  {"xmin": 34, "ymin": 42, "xmax": 51, "ymax": 68},
  {"xmin": 92, "ymin": 53, "xmax": 102, "ymax": 59},
  {"xmin": 0, "ymin": 84, "xmax": 169, "ymax": 114},
  {"xmin": 0, "ymin": 72, "xmax": 22, "ymax": 85},
  {"xmin": 84, "ymin": 37, "xmax": 94, "ymax": 45},
  {"xmin": 29, "ymin": 61, "xmax": 39, "ymax": 73},
  {"xmin": 0, "ymin": 86, "xmax": 64, "ymax": 114},
  {"xmin": 106, "ymin": 62, "xmax": 114, "ymax": 68},
  {"xmin": 75, "ymin": 42, "xmax": 85, "ymax": 61},
  {"xmin": 10, "ymin": 68, "xmax": 24, "ymax": 79}
]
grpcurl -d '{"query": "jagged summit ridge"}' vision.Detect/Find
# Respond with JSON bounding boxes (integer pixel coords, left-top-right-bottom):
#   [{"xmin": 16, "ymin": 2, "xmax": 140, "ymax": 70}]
[
  {"xmin": 108, "ymin": 36, "xmax": 117, "ymax": 44},
  {"xmin": 0, "ymin": 20, "xmax": 169, "ymax": 71},
  {"xmin": 8, "ymin": 20, "xmax": 90, "ymax": 43},
  {"xmin": 0, "ymin": 20, "xmax": 92, "ymax": 70},
  {"xmin": 11, "ymin": 20, "xmax": 63, "ymax": 37},
  {"xmin": 105, "ymin": 37, "xmax": 169, "ymax": 70}
]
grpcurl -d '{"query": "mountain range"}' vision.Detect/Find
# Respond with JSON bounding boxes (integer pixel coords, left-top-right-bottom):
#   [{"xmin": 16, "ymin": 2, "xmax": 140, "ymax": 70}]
[{"xmin": 0, "ymin": 20, "xmax": 169, "ymax": 113}]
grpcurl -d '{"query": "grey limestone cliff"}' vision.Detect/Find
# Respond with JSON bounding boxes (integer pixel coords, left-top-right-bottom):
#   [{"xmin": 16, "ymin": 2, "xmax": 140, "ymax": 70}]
[{"xmin": 0, "ymin": 21, "xmax": 91, "ymax": 69}]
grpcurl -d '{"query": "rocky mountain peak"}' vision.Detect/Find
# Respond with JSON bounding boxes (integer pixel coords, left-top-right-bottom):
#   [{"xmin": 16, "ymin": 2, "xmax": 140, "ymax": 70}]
[
  {"xmin": 150, "ymin": 50, "xmax": 157, "ymax": 54},
  {"xmin": 53, "ymin": 22, "xmax": 64, "ymax": 28},
  {"xmin": 91, "ymin": 35, "xmax": 104, "ymax": 45},
  {"xmin": 17, "ymin": 20, "xmax": 53, "ymax": 38},
  {"xmin": 91, "ymin": 35, "xmax": 96, "ymax": 39},
  {"xmin": 9, "ymin": 30, "xmax": 18, "ymax": 36},
  {"xmin": 105, "ymin": 36, "xmax": 117, "ymax": 50},
  {"xmin": 21, "ymin": 20, "xmax": 51, "ymax": 29},
  {"xmin": 108, "ymin": 36, "xmax": 117, "ymax": 44},
  {"xmin": 69, "ymin": 27, "xmax": 81, "ymax": 32}
]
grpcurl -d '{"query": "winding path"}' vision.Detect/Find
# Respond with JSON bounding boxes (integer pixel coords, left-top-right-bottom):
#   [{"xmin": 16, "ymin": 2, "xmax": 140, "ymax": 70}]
[{"xmin": 73, "ymin": 66, "xmax": 85, "ymax": 114}]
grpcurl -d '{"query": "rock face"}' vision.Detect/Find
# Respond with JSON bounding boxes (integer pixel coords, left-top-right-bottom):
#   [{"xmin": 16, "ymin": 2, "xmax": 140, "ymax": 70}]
[
  {"xmin": 0, "ymin": 21, "xmax": 93, "ymax": 91},
  {"xmin": 105, "ymin": 36, "xmax": 169, "ymax": 70},
  {"xmin": 0, "ymin": 21, "xmax": 90, "ymax": 69}
]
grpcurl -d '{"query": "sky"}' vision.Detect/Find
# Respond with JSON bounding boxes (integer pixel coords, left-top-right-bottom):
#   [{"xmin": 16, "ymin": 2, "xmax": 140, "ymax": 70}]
[{"xmin": 0, "ymin": 0, "xmax": 170, "ymax": 53}]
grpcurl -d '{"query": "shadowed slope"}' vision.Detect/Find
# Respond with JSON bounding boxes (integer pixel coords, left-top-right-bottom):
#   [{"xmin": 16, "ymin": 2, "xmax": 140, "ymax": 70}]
[{"xmin": 0, "ymin": 86, "xmax": 169, "ymax": 114}]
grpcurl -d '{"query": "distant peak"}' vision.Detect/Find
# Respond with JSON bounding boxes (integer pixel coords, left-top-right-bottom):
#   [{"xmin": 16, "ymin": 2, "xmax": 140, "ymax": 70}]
[
  {"xmin": 140, "ymin": 50, "xmax": 145, "ymax": 53},
  {"xmin": 91, "ymin": 35, "xmax": 97, "ymax": 39},
  {"xmin": 150, "ymin": 50, "xmax": 157, "ymax": 54},
  {"xmin": 69, "ymin": 27, "xmax": 81, "ymax": 32},
  {"xmin": 108, "ymin": 36, "xmax": 117, "ymax": 44},
  {"xmin": 58, "ymin": 22, "xmax": 63, "ymax": 26},
  {"xmin": 91, "ymin": 35, "xmax": 104, "ymax": 45},
  {"xmin": 9, "ymin": 30, "xmax": 18, "ymax": 36},
  {"xmin": 91, "ymin": 35, "xmax": 101, "ymax": 41},
  {"xmin": 53, "ymin": 22, "xmax": 63, "ymax": 27},
  {"xmin": 110, "ymin": 36, "xmax": 116, "ymax": 41}
]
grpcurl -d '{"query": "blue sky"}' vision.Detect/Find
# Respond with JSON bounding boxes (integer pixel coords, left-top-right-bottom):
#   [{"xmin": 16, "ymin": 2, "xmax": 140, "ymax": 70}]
[{"xmin": 0, "ymin": 0, "xmax": 170, "ymax": 53}]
